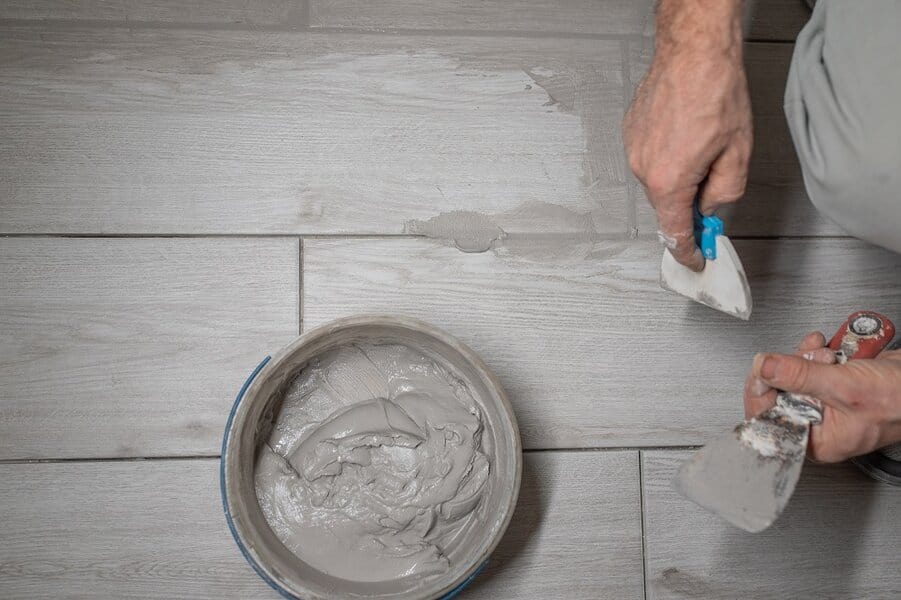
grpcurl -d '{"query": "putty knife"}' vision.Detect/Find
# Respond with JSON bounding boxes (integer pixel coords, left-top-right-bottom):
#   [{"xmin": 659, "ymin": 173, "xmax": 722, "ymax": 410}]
[
  {"xmin": 660, "ymin": 212, "xmax": 752, "ymax": 320},
  {"xmin": 673, "ymin": 311, "xmax": 895, "ymax": 532}
]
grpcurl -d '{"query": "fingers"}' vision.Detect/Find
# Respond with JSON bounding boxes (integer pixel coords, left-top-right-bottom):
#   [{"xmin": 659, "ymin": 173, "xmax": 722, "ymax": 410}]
[
  {"xmin": 796, "ymin": 331, "xmax": 827, "ymax": 353},
  {"xmin": 744, "ymin": 334, "xmax": 835, "ymax": 418},
  {"xmin": 697, "ymin": 142, "xmax": 750, "ymax": 215},
  {"xmin": 743, "ymin": 373, "xmax": 776, "ymax": 419},
  {"xmin": 793, "ymin": 331, "xmax": 835, "ymax": 364},
  {"xmin": 654, "ymin": 189, "xmax": 704, "ymax": 272},
  {"xmin": 752, "ymin": 353, "xmax": 852, "ymax": 410},
  {"xmin": 799, "ymin": 347, "xmax": 837, "ymax": 364}
]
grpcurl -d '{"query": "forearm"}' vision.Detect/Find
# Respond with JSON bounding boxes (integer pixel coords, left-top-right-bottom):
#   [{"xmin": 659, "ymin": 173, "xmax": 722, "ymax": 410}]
[{"xmin": 655, "ymin": 0, "xmax": 743, "ymax": 54}]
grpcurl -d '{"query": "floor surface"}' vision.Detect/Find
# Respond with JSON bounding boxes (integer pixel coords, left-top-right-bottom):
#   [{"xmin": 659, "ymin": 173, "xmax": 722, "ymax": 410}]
[{"xmin": 2, "ymin": 1, "xmax": 900, "ymax": 598}]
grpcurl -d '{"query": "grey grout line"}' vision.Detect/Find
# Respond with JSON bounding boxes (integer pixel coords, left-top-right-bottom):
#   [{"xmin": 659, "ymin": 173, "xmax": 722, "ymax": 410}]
[
  {"xmin": 744, "ymin": 38, "xmax": 796, "ymax": 44},
  {"xmin": 0, "ymin": 447, "xmax": 698, "ymax": 465},
  {"xmin": 638, "ymin": 450, "xmax": 650, "ymax": 600},
  {"xmin": 299, "ymin": 0, "xmax": 311, "ymax": 29},
  {"xmin": 298, "ymin": 237, "xmax": 304, "ymax": 335},
  {"xmin": 523, "ymin": 445, "xmax": 701, "ymax": 454},
  {"xmin": 0, "ymin": 455, "xmax": 220, "ymax": 465},
  {"xmin": 0, "ymin": 17, "xmax": 306, "ymax": 33},
  {"xmin": 0, "ymin": 19, "xmax": 798, "ymax": 44},
  {"xmin": 307, "ymin": 26, "xmax": 638, "ymax": 40},
  {"xmin": 620, "ymin": 37, "xmax": 638, "ymax": 238},
  {"xmin": 0, "ymin": 232, "xmax": 856, "ymax": 241},
  {"xmin": 0, "ymin": 233, "xmax": 426, "ymax": 239}
]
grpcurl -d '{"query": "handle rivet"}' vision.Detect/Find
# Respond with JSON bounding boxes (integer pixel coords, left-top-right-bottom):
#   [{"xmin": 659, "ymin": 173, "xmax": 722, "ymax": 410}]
[{"xmin": 850, "ymin": 315, "xmax": 881, "ymax": 336}]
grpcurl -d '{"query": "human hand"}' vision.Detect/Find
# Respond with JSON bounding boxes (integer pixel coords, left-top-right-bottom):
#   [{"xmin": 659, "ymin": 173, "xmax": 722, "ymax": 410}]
[
  {"xmin": 743, "ymin": 331, "xmax": 901, "ymax": 463},
  {"xmin": 623, "ymin": 0, "xmax": 752, "ymax": 271}
]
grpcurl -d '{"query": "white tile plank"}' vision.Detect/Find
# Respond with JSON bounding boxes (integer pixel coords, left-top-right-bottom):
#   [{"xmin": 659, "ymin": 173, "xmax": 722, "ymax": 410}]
[
  {"xmin": 466, "ymin": 451, "xmax": 643, "ymax": 599},
  {"xmin": 0, "ymin": 238, "xmax": 298, "ymax": 460},
  {"xmin": 0, "ymin": 0, "xmax": 305, "ymax": 27},
  {"xmin": 303, "ymin": 237, "xmax": 901, "ymax": 449},
  {"xmin": 0, "ymin": 459, "xmax": 271, "ymax": 600},
  {"xmin": 628, "ymin": 41, "xmax": 842, "ymax": 237},
  {"xmin": 642, "ymin": 450, "xmax": 901, "ymax": 600},
  {"xmin": 310, "ymin": 0, "xmax": 645, "ymax": 35},
  {"xmin": 0, "ymin": 452, "xmax": 642, "ymax": 599},
  {"xmin": 0, "ymin": 26, "xmax": 626, "ymax": 235}
]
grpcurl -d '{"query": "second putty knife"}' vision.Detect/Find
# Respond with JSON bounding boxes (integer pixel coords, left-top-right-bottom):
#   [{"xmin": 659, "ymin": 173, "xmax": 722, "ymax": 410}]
[{"xmin": 673, "ymin": 311, "xmax": 895, "ymax": 532}]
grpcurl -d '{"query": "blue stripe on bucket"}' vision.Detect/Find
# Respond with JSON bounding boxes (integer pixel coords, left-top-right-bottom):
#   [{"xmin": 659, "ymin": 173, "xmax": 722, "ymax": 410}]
[
  {"xmin": 439, "ymin": 559, "xmax": 488, "ymax": 600},
  {"xmin": 220, "ymin": 355, "xmax": 489, "ymax": 600},
  {"xmin": 220, "ymin": 356, "xmax": 298, "ymax": 600}
]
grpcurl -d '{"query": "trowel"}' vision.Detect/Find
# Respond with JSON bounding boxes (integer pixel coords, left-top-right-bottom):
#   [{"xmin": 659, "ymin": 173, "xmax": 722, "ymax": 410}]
[
  {"xmin": 660, "ymin": 210, "xmax": 752, "ymax": 320},
  {"xmin": 674, "ymin": 311, "xmax": 896, "ymax": 532}
]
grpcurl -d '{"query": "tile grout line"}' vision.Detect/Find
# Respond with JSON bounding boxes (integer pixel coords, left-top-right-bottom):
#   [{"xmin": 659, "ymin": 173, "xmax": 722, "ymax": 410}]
[
  {"xmin": 0, "ymin": 19, "xmax": 797, "ymax": 43},
  {"xmin": 620, "ymin": 37, "xmax": 638, "ymax": 237},
  {"xmin": 638, "ymin": 450, "xmax": 650, "ymax": 600},
  {"xmin": 0, "ymin": 232, "xmax": 856, "ymax": 241},
  {"xmin": 523, "ymin": 445, "xmax": 701, "ymax": 454},
  {"xmin": 0, "ymin": 233, "xmax": 429, "ymax": 239},
  {"xmin": 0, "ymin": 446, "xmax": 701, "ymax": 465},
  {"xmin": 299, "ymin": 0, "xmax": 311, "ymax": 29},
  {"xmin": 0, "ymin": 455, "xmax": 221, "ymax": 465},
  {"xmin": 298, "ymin": 237, "xmax": 304, "ymax": 334}
]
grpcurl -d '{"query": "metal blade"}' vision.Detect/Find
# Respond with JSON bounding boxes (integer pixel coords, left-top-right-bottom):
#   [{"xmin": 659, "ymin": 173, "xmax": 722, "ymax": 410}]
[
  {"xmin": 660, "ymin": 235, "xmax": 753, "ymax": 320},
  {"xmin": 673, "ymin": 406, "xmax": 810, "ymax": 532}
]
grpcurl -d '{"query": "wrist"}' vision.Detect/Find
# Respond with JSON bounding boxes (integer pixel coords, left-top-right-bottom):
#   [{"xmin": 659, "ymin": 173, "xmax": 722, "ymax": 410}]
[{"xmin": 655, "ymin": 0, "xmax": 743, "ymax": 57}]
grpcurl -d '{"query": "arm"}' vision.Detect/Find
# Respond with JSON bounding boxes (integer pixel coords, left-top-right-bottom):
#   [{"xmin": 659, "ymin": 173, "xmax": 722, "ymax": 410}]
[{"xmin": 624, "ymin": 0, "xmax": 752, "ymax": 271}]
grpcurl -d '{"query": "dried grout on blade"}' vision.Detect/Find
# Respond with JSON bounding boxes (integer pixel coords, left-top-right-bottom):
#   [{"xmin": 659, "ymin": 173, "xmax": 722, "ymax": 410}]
[{"xmin": 660, "ymin": 235, "xmax": 752, "ymax": 320}]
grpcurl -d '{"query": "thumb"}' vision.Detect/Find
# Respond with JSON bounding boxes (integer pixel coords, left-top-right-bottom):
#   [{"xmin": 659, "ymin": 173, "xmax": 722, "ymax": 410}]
[
  {"xmin": 655, "ymin": 189, "xmax": 704, "ymax": 272},
  {"xmin": 752, "ymin": 353, "xmax": 852, "ymax": 410}
]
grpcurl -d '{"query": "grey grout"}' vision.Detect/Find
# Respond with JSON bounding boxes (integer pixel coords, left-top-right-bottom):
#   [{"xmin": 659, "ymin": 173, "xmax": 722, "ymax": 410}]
[
  {"xmin": 522, "ymin": 445, "xmax": 701, "ymax": 454},
  {"xmin": 0, "ymin": 447, "xmax": 699, "ymax": 465},
  {"xmin": 620, "ymin": 37, "xmax": 639, "ymax": 238},
  {"xmin": 0, "ymin": 233, "xmax": 856, "ymax": 241},
  {"xmin": 745, "ymin": 38, "xmax": 796, "ymax": 44},
  {"xmin": 0, "ymin": 455, "xmax": 221, "ymax": 465},
  {"xmin": 0, "ymin": 233, "xmax": 425, "ymax": 239},
  {"xmin": 0, "ymin": 17, "xmax": 306, "ymax": 33},
  {"xmin": 638, "ymin": 450, "xmax": 650, "ymax": 600},
  {"xmin": 299, "ymin": 0, "xmax": 311, "ymax": 29},
  {"xmin": 0, "ymin": 18, "xmax": 800, "ymax": 44},
  {"xmin": 298, "ymin": 237, "xmax": 304, "ymax": 335}
]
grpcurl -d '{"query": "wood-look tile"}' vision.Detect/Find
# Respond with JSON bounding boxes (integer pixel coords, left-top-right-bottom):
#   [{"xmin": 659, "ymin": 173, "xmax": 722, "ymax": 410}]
[
  {"xmin": 304, "ymin": 237, "xmax": 901, "ymax": 449},
  {"xmin": 0, "ymin": 27, "xmax": 626, "ymax": 235},
  {"xmin": 642, "ymin": 450, "xmax": 901, "ymax": 599},
  {"xmin": 0, "ymin": 452, "xmax": 642, "ymax": 599},
  {"xmin": 0, "ymin": 237, "xmax": 299, "ymax": 459}
]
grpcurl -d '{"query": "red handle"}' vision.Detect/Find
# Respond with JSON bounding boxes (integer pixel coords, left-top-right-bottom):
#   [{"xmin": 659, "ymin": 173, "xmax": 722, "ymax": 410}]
[{"xmin": 826, "ymin": 311, "xmax": 895, "ymax": 359}]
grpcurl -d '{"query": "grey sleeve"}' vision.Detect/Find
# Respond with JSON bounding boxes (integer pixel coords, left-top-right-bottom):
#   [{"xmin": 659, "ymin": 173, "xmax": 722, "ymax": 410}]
[{"xmin": 784, "ymin": 0, "xmax": 901, "ymax": 254}]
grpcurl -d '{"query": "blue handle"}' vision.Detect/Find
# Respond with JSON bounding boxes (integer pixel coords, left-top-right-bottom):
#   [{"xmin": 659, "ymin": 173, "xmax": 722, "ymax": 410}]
[{"xmin": 694, "ymin": 207, "xmax": 723, "ymax": 260}]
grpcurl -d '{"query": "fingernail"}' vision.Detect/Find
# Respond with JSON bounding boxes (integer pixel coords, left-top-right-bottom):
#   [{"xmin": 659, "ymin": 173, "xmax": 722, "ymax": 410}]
[
  {"xmin": 802, "ymin": 351, "xmax": 814, "ymax": 361},
  {"xmin": 689, "ymin": 247, "xmax": 705, "ymax": 272},
  {"xmin": 754, "ymin": 353, "xmax": 779, "ymax": 380},
  {"xmin": 749, "ymin": 376, "xmax": 769, "ymax": 396}
]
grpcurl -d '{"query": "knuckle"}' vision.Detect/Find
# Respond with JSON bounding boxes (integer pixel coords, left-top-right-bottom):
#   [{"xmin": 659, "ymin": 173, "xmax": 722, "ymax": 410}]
[{"xmin": 644, "ymin": 168, "xmax": 678, "ymax": 198}]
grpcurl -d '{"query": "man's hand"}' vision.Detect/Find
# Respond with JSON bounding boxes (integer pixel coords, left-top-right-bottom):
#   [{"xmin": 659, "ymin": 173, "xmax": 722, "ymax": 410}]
[
  {"xmin": 743, "ymin": 332, "xmax": 901, "ymax": 463},
  {"xmin": 624, "ymin": 0, "xmax": 753, "ymax": 271}
]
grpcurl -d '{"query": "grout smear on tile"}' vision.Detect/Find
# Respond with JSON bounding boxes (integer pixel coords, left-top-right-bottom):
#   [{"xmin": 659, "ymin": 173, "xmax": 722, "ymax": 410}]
[{"xmin": 404, "ymin": 201, "xmax": 638, "ymax": 262}]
